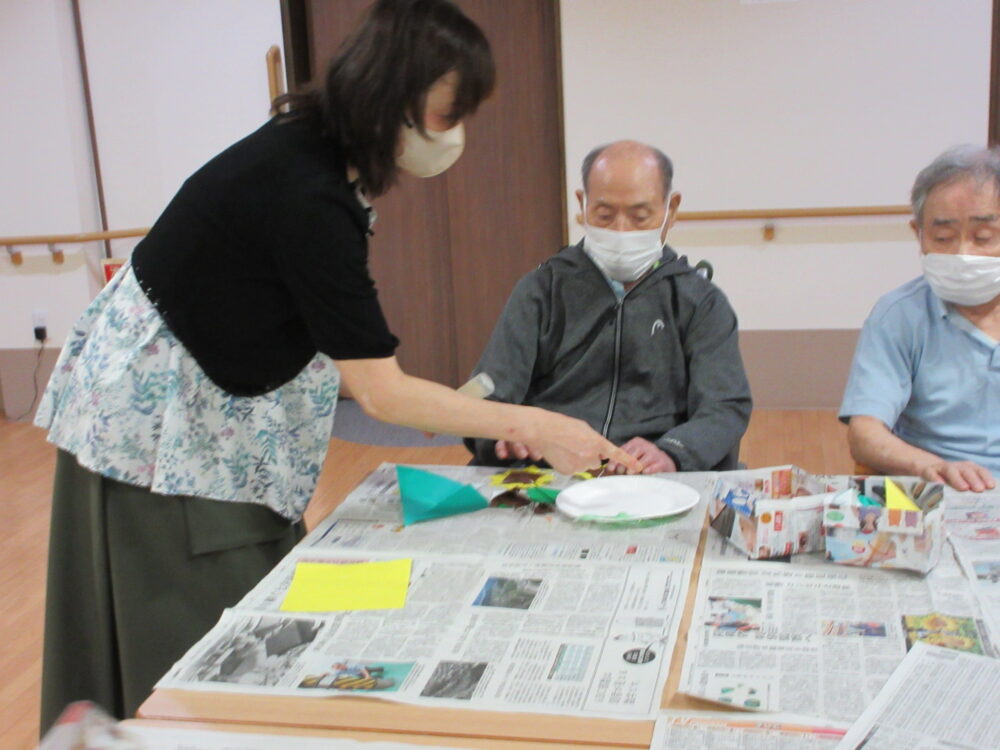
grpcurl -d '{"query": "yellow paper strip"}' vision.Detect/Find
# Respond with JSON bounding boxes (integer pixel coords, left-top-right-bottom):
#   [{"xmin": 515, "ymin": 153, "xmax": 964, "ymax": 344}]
[
  {"xmin": 885, "ymin": 478, "xmax": 920, "ymax": 511},
  {"xmin": 280, "ymin": 559, "xmax": 412, "ymax": 612}
]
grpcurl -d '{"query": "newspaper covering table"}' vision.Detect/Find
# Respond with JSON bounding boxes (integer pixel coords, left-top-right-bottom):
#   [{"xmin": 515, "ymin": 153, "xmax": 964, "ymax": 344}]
[
  {"xmin": 678, "ymin": 555, "xmax": 994, "ymax": 722},
  {"xmin": 835, "ymin": 642, "xmax": 1000, "ymax": 749},
  {"xmin": 300, "ymin": 464, "xmax": 714, "ymax": 562},
  {"xmin": 652, "ymin": 710, "xmax": 849, "ymax": 749},
  {"xmin": 151, "ymin": 464, "xmax": 1000, "ymax": 734},
  {"xmin": 944, "ymin": 490, "xmax": 1000, "ymax": 647},
  {"xmin": 157, "ymin": 465, "xmax": 708, "ymax": 720}
]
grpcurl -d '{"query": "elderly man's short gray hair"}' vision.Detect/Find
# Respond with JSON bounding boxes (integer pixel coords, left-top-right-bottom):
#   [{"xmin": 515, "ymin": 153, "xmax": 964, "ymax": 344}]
[
  {"xmin": 581, "ymin": 142, "xmax": 674, "ymax": 198},
  {"xmin": 912, "ymin": 145, "xmax": 1000, "ymax": 223}
]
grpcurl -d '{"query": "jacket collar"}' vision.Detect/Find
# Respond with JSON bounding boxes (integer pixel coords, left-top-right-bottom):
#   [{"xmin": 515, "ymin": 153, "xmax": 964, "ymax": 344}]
[{"xmin": 566, "ymin": 239, "xmax": 691, "ymax": 283}]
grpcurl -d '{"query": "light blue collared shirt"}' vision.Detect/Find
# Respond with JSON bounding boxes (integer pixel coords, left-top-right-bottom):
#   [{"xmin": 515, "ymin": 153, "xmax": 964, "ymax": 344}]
[{"xmin": 840, "ymin": 276, "xmax": 1000, "ymax": 473}]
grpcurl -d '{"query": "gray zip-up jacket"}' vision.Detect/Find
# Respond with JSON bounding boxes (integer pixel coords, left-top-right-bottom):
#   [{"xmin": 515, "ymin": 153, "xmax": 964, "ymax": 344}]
[{"xmin": 466, "ymin": 242, "xmax": 752, "ymax": 470}]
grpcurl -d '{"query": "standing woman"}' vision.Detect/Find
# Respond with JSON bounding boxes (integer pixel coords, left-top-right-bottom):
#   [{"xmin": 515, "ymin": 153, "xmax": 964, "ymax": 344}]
[{"xmin": 36, "ymin": 0, "xmax": 637, "ymax": 732}]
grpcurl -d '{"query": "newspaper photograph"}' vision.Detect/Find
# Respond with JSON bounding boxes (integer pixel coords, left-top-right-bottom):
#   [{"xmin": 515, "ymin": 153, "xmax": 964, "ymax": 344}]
[
  {"xmin": 653, "ymin": 710, "xmax": 849, "ymax": 749},
  {"xmin": 300, "ymin": 463, "xmax": 713, "ymax": 562},
  {"xmin": 158, "ymin": 550, "xmax": 692, "ymax": 719},
  {"xmin": 679, "ymin": 558, "xmax": 993, "ymax": 722},
  {"xmin": 835, "ymin": 642, "xmax": 1000, "ymax": 749}
]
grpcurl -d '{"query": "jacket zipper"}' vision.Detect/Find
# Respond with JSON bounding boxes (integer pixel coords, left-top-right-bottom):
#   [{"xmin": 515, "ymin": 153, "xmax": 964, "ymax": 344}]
[
  {"xmin": 601, "ymin": 301, "xmax": 625, "ymax": 437},
  {"xmin": 598, "ymin": 269, "xmax": 664, "ymax": 438}
]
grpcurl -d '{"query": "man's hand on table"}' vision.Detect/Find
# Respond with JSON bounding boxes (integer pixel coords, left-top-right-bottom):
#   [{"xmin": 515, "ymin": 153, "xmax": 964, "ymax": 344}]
[
  {"xmin": 494, "ymin": 437, "xmax": 672, "ymax": 475},
  {"xmin": 919, "ymin": 459, "xmax": 996, "ymax": 493},
  {"xmin": 607, "ymin": 437, "xmax": 677, "ymax": 475}
]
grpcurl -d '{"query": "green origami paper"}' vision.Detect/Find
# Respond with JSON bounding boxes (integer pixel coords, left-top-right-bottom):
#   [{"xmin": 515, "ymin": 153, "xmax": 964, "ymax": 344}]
[
  {"xmin": 396, "ymin": 465, "xmax": 489, "ymax": 525},
  {"xmin": 525, "ymin": 487, "xmax": 560, "ymax": 504}
]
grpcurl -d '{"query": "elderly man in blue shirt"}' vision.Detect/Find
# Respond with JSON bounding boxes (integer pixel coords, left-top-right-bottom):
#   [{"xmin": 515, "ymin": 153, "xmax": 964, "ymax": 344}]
[{"xmin": 840, "ymin": 145, "xmax": 1000, "ymax": 492}]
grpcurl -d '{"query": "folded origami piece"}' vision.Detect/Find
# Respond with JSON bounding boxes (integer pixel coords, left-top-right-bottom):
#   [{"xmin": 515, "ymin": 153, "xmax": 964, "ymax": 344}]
[{"xmin": 396, "ymin": 465, "xmax": 489, "ymax": 525}]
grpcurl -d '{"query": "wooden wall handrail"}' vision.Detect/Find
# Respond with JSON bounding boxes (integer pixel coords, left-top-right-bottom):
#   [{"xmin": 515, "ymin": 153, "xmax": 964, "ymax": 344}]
[
  {"xmin": 2, "ymin": 206, "xmax": 908, "ymax": 250},
  {"xmin": 0, "ymin": 227, "xmax": 149, "ymax": 247},
  {"xmin": 266, "ymin": 45, "xmax": 286, "ymax": 116},
  {"xmin": 676, "ymin": 204, "xmax": 911, "ymax": 222}
]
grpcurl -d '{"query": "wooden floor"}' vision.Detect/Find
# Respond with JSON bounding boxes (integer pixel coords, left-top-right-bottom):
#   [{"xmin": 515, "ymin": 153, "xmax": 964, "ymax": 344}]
[{"xmin": 0, "ymin": 411, "xmax": 852, "ymax": 749}]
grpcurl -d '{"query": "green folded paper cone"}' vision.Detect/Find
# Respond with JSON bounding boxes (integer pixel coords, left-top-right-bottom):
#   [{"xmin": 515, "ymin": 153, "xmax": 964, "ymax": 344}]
[{"xmin": 396, "ymin": 465, "xmax": 489, "ymax": 525}]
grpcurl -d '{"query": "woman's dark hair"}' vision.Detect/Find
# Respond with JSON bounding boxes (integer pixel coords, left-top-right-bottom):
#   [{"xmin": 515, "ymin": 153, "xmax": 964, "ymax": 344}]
[{"xmin": 279, "ymin": 0, "xmax": 494, "ymax": 197}]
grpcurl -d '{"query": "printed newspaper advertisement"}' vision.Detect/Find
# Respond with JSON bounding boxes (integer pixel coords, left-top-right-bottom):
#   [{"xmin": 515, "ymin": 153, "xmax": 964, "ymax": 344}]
[
  {"xmin": 835, "ymin": 642, "xmax": 1000, "ymax": 749},
  {"xmin": 679, "ymin": 557, "xmax": 994, "ymax": 722},
  {"xmin": 158, "ymin": 548, "xmax": 691, "ymax": 719},
  {"xmin": 652, "ymin": 711, "xmax": 849, "ymax": 749}
]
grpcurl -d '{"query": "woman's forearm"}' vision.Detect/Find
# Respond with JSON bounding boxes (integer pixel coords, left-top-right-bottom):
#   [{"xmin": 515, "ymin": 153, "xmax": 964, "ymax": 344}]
[
  {"xmin": 335, "ymin": 356, "xmax": 641, "ymax": 475},
  {"xmin": 349, "ymin": 360, "xmax": 539, "ymax": 441}
]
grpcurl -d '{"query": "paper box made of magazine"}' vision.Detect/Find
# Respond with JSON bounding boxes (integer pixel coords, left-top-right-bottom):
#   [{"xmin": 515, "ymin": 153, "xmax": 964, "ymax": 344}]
[
  {"xmin": 708, "ymin": 466, "xmax": 840, "ymax": 560},
  {"xmin": 821, "ymin": 476, "xmax": 945, "ymax": 574}
]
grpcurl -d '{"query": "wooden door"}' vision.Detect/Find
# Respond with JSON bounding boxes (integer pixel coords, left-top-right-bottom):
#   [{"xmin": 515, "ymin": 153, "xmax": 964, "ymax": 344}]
[{"xmin": 282, "ymin": 0, "xmax": 565, "ymax": 386}]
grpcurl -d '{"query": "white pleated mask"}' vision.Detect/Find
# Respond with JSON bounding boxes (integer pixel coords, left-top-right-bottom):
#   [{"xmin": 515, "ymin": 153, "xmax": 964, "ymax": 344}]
[
  {"xmin": 583, "ymin": 198, "xmax": 669, "ymax": 282},
  {"xmin": 921, "ymin": 252, "xmax": 1000, "ymax": 306}
]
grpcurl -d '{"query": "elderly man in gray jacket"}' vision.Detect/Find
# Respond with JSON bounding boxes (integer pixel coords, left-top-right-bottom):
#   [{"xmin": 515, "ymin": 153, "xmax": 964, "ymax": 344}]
[{"xmin": 466, "ymin": 140, "xmax": 752, "ymax": 473}]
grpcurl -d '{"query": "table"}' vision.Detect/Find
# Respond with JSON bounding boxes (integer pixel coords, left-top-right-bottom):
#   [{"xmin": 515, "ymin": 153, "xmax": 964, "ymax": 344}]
[
  {"xmin": 121, "ymin": 719, "xmax": 644, "ymax": 750},
  {"xmin": 137, "ymin": 465, "xmax": 731, "ymax": 747}
]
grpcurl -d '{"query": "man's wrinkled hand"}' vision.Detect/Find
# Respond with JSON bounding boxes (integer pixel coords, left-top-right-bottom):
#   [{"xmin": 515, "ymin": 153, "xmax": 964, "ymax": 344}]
[
  {"xmin": 920, "ymin": 460, "xmax": 995, "ymax": 492},
  {"xmin": 495, "ymin": 440, "xmax": 543, "ymax": 462},
  {"xmin": 606, "ymin": 437, "xmax": 677, "ymax": 475},
  {"xmin": 498, "ymin": 412, "xmax": 643, "ymax": 475}
]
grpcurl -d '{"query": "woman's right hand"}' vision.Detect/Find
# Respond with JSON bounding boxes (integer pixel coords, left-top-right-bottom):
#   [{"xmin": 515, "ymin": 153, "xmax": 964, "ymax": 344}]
[
  {"xmin": 334, "ymin": 357, "xmax": 641, "ymax": 474},
  {"xmin": 521, "ymin": 409, "xmax": 642, "ymax": 475}
]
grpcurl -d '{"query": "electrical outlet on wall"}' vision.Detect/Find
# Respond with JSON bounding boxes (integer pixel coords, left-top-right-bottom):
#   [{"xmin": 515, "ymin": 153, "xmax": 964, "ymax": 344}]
[{"xmin": 32, "ymin": 309, "xmax": 48, "ymax": 342}]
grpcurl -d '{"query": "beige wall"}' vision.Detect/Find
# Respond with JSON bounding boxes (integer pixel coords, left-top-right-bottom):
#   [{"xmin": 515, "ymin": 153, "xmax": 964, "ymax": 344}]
[
  {"xmin": 3, "ymin": 1, "xmax": 993, "ymax": 412},
  {"xmin": 559, "ymin": 0, "xmax": 992, "ymax": 406},
  {"xmin": 0, "ymin": 0, "xmax": 283, "ymax": 351},
  {"xmin": 0, "ymin": 0, "xmax": 283, "ymax": 418},
  {"xmin": 0, "ymin": 0, "xmax": 104, "ymax": 352}
]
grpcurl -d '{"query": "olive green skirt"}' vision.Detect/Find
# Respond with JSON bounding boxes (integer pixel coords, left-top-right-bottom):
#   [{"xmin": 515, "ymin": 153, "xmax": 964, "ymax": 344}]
[{"xmin": 40, "ymin": 450, "xmax": 304, "ymax": 734}]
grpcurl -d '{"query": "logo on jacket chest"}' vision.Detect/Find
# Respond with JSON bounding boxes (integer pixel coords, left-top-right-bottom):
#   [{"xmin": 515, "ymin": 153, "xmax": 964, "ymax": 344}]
[{"xmin": 651, "ymin": 319, "xmax": 666, "ymax": 336}]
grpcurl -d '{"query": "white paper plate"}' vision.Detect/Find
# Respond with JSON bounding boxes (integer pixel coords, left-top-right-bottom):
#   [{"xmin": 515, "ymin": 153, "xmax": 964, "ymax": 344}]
[{"xmin": 556, "ymin": 476, "xmax": 700, "ymax": 522}]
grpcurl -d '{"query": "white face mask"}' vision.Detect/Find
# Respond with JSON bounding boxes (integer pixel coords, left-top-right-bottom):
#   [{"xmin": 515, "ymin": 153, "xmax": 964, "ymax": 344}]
[
  {"xmin": 921, "ymin": 252, "xmax": 1000, "ymax": 306},
  {"xmin": 582, "ymin": 197, "xmax": 670, "ymax": 282},
  {"xmin": 396, "ymin": 121, "xmax": 465, "ymax": 178}
]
